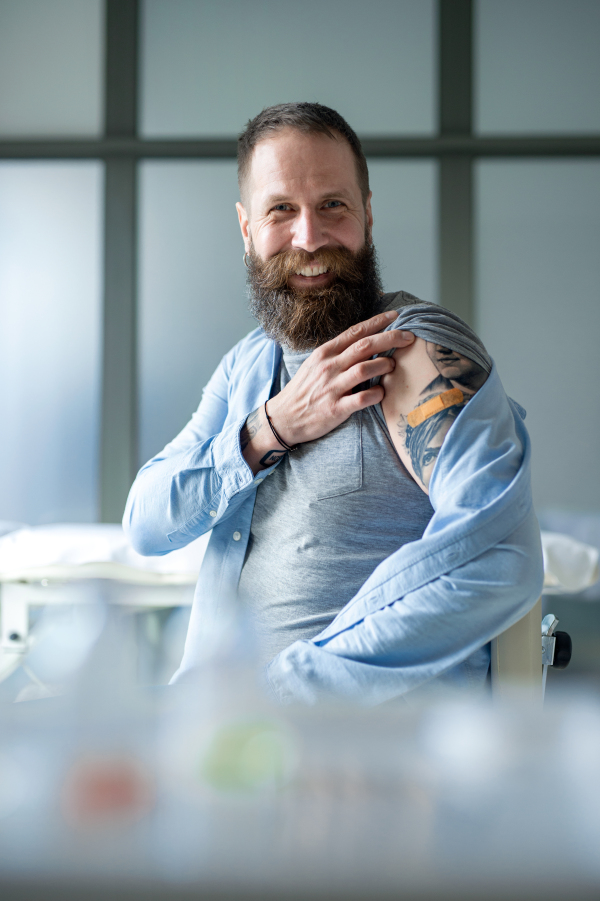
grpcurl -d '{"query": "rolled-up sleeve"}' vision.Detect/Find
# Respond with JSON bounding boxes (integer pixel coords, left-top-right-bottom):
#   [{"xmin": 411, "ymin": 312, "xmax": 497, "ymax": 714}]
[{"xmin": 123, "ymin": 346, "xmax": 277, "ymax": 555}]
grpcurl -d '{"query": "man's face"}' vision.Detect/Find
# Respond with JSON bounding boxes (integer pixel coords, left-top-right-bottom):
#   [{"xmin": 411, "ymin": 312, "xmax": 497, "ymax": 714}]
[
  {"xmin": 236, "ymin": 127, "xmax": 372, "ymax": 282},
  {"xmin": 235, "ymin": 128, "xmax": 382, "ymax": 350}
]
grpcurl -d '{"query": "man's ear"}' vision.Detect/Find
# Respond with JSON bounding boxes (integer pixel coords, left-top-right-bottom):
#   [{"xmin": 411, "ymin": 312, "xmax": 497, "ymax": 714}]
[{"xmin": 236, "ymin": 202, "xmax": 251, "ymax": 253}]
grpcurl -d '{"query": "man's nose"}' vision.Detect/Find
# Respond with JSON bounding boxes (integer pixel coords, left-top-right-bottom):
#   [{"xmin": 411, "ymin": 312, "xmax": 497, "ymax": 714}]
[{"xmin": 290, "ymin": 209, "xmax": 328, "ymax": 253}]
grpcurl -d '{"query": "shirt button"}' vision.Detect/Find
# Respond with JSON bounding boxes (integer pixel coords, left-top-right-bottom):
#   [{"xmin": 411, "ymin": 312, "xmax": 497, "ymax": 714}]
[
  {"xmin": 233, "ymin": 531, "xmax": 241, "ymax": 541},
  {"xmin": 209, "ymin": 510, "xmax": 217, "ymax": 517}
]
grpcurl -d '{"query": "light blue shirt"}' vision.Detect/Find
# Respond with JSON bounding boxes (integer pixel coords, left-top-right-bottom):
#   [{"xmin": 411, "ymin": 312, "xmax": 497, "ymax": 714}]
[{"xmin": 123, "ymin": 324, "xmax": 544, "ymax": 705}]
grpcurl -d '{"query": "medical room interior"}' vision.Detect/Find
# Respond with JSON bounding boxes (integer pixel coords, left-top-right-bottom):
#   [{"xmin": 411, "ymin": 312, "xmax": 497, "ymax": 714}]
[{"xmin": 0, "ymin": 1, "xmax": 600, "ymax": 899}]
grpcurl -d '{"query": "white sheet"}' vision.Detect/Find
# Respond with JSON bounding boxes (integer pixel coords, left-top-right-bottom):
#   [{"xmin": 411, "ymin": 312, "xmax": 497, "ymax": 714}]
[
  {"xmin": 0, "ymin": 523, "xmax": 209, "ymax": 584},
  {"xmin": 541, "ymin": 530, "xmax": 599, "ymax": 595}
]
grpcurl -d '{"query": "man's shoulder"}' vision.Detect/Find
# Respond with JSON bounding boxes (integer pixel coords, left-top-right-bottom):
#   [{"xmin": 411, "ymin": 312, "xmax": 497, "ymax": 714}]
[
  {"xmin": 380, "ymin": 290, "xmax": 431, "ymax": 313},
  {"xmin": 219, "ymin": 325, "xmax": 279, "ymax": 390},
  {"xmin": 226, "ymin": 324, "xmax": 272, "ymax": 364}
]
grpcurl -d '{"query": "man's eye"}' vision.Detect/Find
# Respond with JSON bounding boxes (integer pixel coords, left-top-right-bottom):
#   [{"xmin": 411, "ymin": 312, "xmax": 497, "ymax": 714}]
[
  {"xmin": 272, "ymin": 204, "xmax": 290, "ymax": 212},
  {"xmin": 323, "ymin": 200, "xmax": 342, "ymax": 209}
]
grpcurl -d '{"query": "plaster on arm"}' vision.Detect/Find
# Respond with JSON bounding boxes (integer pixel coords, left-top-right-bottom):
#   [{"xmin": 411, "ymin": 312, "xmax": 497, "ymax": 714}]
[{"xmin": 380, "ymin": 337, "xmax": 488, "ymax": 493}]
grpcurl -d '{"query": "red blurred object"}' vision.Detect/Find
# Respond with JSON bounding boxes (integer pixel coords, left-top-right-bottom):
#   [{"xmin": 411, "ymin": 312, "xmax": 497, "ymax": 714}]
[{"xmin": 61, "ymin": 755, "xmax": 154, "ymax": 826}]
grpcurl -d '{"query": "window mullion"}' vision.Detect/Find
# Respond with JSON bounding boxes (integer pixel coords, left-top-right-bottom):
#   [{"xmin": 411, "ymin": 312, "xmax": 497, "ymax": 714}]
[
  {"xmin": 438, "ymin": 0, "xmax": 474, "ymax": 325},
  {"xmin": 100, "ymin": 0, "xmax": 139, "ymax": 523}
]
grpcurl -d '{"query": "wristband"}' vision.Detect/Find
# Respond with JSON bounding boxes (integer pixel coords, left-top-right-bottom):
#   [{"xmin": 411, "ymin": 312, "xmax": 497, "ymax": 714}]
[{"xmin": 264, "ymin": 401, "xmax": 299, "ymax": 452}]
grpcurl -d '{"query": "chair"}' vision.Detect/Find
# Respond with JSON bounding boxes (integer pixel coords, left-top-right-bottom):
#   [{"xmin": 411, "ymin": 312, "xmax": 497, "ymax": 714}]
[
  {"xmin": 490, "ymin": 598, "xmax": 572, "ymax": 701},
  {"xmin": 490, "ymin": 598, "xmax": 543, "ymax": 700}
]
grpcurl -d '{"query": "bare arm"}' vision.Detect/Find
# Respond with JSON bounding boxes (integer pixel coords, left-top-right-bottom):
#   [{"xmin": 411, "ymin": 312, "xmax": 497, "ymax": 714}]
[
  {"xmin": 240, "ymin": 405, "xmax": 288, "ymax": 474},
  {"xmin": 241, "ymin": 309, "xmax": 416, "ymax": 476},
  {"xmin": 380, "ymin": 336, "xmax": 489, "ymax": 493}
]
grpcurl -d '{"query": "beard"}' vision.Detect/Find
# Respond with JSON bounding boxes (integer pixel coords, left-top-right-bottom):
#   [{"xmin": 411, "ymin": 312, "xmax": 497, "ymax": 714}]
[{"xmin": 246, "ymin": 240, "xmax": 384, "ymax": 351}]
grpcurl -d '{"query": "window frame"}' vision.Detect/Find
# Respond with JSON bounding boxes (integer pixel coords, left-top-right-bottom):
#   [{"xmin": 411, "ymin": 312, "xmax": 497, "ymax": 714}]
[{"xmin": 0, "ymin": 0, "xmax": 598, "ymax": 521}]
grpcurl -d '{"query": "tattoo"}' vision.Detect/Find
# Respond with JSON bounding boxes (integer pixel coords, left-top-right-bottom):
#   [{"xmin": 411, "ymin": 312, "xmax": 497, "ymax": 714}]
[
  {"xmin": 259, "ymin": 450, "xmax": 287, "ymax": 466},
  {"xmin": 402, "ymin": 403, "xmax": 465, "ymax": 485},
  {"xmin": 388, "ymin": 340, "xmax": 488, "ymax": 491},
  {"xmin": 240, "ymin": 407, "xmax": 262, "ymax": 451},
  {"xmin": 424, "ymin": 343, "xmax": 487, "ymax": 394}
]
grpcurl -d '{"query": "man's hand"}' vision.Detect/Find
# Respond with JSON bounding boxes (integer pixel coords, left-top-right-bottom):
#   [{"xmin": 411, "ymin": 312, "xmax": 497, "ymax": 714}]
[{"xmin": 241, "ymin": 310, "xmax": 415, "ymax": 475}]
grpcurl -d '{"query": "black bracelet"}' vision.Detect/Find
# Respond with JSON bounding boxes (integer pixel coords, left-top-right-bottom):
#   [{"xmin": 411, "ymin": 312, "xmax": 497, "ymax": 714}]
[{"xmin": 264, "ymin": 401, "xmax": 298, "ymax": 452}]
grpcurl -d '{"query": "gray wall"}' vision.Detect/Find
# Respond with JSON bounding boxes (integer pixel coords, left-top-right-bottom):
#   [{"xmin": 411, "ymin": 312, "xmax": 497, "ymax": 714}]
[{"xmin": 476, "ymin": 160, "xmax": 600, "ymax": 512}]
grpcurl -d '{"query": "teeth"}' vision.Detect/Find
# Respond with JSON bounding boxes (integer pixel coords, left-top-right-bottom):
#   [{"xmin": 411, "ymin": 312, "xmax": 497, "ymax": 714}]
[{"xmin": 295, "ymin": 265, "xmax": 328, "ymax": 277}]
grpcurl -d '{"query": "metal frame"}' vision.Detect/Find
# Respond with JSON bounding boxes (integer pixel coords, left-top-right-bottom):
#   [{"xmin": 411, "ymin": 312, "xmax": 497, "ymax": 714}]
[
  {"xmin": 1, "ymin": 0, "xmax": 599, "ymax": 521},
  {"xmin": 2, "ymin": 135, "xmax": 599, "ymax": 160},
  {"xmin": 100, "ymin": 0, "xmax": 139, "ymax": 524}
]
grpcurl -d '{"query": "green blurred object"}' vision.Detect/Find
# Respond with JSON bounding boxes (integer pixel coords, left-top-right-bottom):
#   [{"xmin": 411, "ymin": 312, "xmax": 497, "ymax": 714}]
[{"xmin": 200, "ymin": 721, "xmax": 291, "ymax": 793}]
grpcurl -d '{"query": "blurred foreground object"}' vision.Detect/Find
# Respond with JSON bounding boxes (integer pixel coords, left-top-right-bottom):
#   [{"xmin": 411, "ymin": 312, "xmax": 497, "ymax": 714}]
[
  {"xmin": 0, "ymin": 681, "xmax": 600, "ymax": 898},
  {"xmin": 0, "ymin": 529, "xmax": 598, "ymax": 898}
]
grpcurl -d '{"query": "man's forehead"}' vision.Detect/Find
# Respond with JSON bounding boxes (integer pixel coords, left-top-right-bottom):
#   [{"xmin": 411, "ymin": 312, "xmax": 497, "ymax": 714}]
[{"xmin": 247, "ymin": 128, "xmax": 360, "ymax": 201}]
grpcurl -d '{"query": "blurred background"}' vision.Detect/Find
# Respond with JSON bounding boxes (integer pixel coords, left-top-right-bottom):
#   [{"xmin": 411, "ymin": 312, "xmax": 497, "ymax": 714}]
[{"xmin": 0, "ymin": 0, "xmax": 599, "ymax": 687}]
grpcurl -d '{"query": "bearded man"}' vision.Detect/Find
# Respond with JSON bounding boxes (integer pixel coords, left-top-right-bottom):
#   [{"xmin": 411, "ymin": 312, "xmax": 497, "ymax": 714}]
[{"xmin": 124, "ymin": 103, "xmax": 543, "ymax": 704}]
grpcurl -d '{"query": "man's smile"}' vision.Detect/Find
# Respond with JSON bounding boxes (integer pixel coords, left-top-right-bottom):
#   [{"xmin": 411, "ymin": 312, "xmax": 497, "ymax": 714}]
[
  {"xmin": 289, "ymin": 262, "xmax": 333, "ymax": 289},
  {"xmin": 295, "ymin": 263, "xmax": 328, "ymax": 277}
]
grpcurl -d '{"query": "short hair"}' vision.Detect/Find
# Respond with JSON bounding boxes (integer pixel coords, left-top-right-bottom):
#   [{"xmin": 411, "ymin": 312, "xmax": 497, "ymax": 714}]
[{"xmin": 237, "ymin": 102, "xmax": 370, "ymax": 206}]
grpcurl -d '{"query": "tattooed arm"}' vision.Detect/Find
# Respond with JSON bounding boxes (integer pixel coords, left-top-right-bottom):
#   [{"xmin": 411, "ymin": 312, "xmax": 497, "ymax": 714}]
[
  {"xmin": 380, "ymin": 337, "xmax": 489, "ymax": 493},
  {"xmin": 240, "ymin": 406, "xmax": 288, "ymax": 475}
]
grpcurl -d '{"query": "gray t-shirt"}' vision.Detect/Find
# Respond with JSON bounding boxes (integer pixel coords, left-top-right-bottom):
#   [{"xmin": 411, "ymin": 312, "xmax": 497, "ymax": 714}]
[
  {"xmin": 238, "ymin": 291, "xmax": 494, "ymax": 667},
  {"xmin": 237, "ymin": 299, "xmax": 437, "ymax": 666}
]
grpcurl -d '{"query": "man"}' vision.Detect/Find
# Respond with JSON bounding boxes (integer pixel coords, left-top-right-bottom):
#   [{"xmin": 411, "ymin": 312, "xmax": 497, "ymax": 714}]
[{"xmin": 124, "ymin": 103, "xmax": 543, "ymax": 704}]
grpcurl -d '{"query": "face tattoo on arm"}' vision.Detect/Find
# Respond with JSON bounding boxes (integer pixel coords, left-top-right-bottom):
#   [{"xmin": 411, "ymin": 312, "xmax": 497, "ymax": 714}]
[
  {"xmin": 381, "ymin": 337, "xmax": 488, "ymax": 494},
  {"xmin": 240, "ymin": 408, "xmax": 263, "ymax": 451}
]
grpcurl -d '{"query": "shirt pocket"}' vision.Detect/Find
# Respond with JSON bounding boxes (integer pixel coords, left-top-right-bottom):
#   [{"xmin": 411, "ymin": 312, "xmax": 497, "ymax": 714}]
[{"xmin": 296, "ymin": 412, "xmax": 363, "ymax": 500}]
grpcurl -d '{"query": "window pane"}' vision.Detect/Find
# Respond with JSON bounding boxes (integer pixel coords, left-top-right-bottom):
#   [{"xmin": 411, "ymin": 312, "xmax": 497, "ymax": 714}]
[
  {"xmin": 0, "ymin": 0, "xmax": 104, "ymax": 138},
  {"xmin": 138, "ymin": 161, "xmax": 254, "ymax": 465},
  {"xmin": 140, "ymin": 0, "xmax": 436, "ymax": 137},
  {"xmin": 476, "ymin": 0, "xmax": 600, "ymax": 134},
  {"xmin": 369, "ymin": 160, "xmax": 438, "ymax": 304},
  {"xmin": 0, "ymin": 163, "xmax": 103, "ymax": 524},
  {"xmin": 475, "ymin": 160, "xmax": 600, "ymax": 512}
]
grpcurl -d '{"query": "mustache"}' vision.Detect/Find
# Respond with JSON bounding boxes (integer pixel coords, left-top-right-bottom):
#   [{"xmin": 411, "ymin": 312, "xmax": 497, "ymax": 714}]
[
  {"xmin": 245, "ymin": 240, "xmax": 384, "ymax": 351},
  {"xmin": 247, "ymin": 246, "xmax": 367, "ymax": 292}
]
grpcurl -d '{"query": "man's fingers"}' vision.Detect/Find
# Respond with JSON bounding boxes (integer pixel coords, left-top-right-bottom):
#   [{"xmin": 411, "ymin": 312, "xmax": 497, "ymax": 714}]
[
  {"xmin": 336, "ymin": 355, "xmax": 396, "ymax": 394},
  {"xmin": 339, "ymin": 328, "xmax": 415, "ymax": 368},
  {"xmin": 284, "ymin": 313, "xmax": 414, "ymax": 445},
  {"xmin": 337, "ymin": 384, "xmax": 385, "ymax": 418},
  {"xmin": 324, "ymin": 310, "xmax": 399, "ymax": 356}
]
